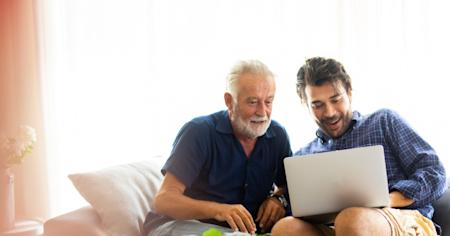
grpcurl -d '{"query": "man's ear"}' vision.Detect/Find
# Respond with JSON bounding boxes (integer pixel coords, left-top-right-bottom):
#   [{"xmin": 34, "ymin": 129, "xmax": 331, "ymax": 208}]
[{"xmin": 224, "ymin": 92, "xmax": 233, "ymax": 110}]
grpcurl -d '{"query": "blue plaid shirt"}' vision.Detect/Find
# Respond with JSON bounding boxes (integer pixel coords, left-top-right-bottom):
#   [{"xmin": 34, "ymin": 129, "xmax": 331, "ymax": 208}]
[{"xmin": 296, "ymin": 109, "xmax": 447, "ymax": 219}]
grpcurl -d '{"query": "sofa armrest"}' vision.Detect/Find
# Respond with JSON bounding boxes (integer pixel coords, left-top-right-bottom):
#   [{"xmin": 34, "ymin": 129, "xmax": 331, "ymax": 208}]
[
  {"xmin": 44, "ymin": 206, "xmax": 107, "ymax": 236},
  {"xmin": 432, "ymin": 179, "xmax": 450, "ymax": 236}
]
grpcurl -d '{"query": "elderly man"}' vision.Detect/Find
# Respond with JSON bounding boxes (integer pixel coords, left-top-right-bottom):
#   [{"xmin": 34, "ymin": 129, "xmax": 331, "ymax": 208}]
[
  {"xmin": 271, "ymin": 57, "xmax": 446, "ymax": 236},
  {"xmin": 144, "ymin": 60, "xmax": 292, "ymax": 235}
]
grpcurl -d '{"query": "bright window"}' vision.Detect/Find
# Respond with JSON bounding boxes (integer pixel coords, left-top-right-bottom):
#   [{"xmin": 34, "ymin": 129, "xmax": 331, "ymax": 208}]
[{"xmin": 38, "ymin": 0, "xmax": 450, "ymax": 216}]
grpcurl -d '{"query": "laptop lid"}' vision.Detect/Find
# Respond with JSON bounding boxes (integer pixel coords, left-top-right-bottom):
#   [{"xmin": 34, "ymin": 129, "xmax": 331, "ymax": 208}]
[{"xmin": 284, "ymin": 145, "xmax": 389, "ymax": 219}]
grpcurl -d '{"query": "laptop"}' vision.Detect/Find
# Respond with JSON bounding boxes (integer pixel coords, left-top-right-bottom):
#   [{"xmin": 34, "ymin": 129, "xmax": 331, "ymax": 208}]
[{"xmin": 284, "ymin": 145, "xmax": 389, "ymax": 223}]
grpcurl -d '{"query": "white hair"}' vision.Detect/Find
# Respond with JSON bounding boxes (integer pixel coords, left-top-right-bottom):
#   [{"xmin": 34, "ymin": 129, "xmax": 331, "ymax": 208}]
[{"xmin": 225, "ymin": 59, "xmax": 274, "ymax": 98}]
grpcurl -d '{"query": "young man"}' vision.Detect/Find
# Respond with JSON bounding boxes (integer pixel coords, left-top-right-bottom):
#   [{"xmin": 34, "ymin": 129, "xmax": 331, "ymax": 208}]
[
  {"xmin": 144, "ymin": 60, "xmax": 292, "ymax": 236},
  {"xmin": 271, "ymin": 57, "xmax": 446, "ymax": 236}
]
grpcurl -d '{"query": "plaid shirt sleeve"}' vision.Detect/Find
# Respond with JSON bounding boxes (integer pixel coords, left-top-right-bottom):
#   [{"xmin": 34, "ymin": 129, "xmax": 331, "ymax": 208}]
[{"xmin": 384, "ymin": 109, "xmax": 447, "ymax": 207}]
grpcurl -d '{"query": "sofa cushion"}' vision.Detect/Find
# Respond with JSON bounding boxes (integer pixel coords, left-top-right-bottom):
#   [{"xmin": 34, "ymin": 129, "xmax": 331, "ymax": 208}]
[{"xmin": 68, "ymin": 159, "xmax": 164, "ymax": 236}]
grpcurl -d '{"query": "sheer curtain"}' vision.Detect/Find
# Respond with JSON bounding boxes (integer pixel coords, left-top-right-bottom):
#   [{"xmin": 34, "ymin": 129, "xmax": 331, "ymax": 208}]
[
  {"xmin": 38, "ymin": 0, "xmax": 450, "ymax": 216},
  {"xmin": 1, "ymin": 0, "xmax": 49, "ymax": 221}
]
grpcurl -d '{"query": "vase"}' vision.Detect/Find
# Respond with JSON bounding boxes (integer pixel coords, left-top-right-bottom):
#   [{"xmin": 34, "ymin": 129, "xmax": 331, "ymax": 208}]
[{"xmin": 0, "ymin": 168, "xmax": 15, "ymax": 230}]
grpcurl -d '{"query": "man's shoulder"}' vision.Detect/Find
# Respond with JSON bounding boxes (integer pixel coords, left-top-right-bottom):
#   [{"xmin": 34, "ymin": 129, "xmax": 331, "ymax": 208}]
[
  {"xmin": 269, "ymin": 119, "xmax": 285, "ymax": 130},
  {"xmin": 175, "ymin": 111, "xmax": 226, "ymax": 139},
  {"xmin": 189, "ymin": 110, "xmax": 226, "ymax": 126},
  {"xmin": 359, "ymin": 108, "xmax": 407, "ymax": 129},
  {"xmin": 365, "ymin": 108, "xmax": 399, "ymax": 120},
  {"xmin": 267, "ymin": 119, "xmax": 290, "ymax": 138}
]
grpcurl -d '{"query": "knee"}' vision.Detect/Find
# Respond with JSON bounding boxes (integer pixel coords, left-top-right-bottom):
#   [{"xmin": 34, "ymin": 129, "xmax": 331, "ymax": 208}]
[
  {"xmin": 334, "ymin": 207, "xmax": 381, "ymax": 234},
  {"xmin": 271, "ymin": 216, "xmax": 321, "ymax": 236},
  {"xmin": 335, "ymin": 207, "xmax": 367, "ymax": 225},
  {"xmin": 271, "ymin": 216, "xmax": 301, "ymax": 236}
]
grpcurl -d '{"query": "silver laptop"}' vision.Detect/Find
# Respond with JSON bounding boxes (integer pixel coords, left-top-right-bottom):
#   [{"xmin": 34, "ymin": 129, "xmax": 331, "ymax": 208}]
[{"xmin": 284, "ymin": 145, "xmax": 389, "ymax": 222}]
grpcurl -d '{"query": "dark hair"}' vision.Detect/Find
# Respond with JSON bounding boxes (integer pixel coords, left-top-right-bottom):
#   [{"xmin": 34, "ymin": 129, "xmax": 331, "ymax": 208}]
[{"xmin": 296, "ymin": 57, "xmax": 352, "ymax": 103}]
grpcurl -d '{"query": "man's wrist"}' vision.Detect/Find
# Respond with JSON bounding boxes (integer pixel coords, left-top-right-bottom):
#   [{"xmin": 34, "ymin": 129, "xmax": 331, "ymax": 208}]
[
  {"xmin": 269, "ymin": 193, "xmax": 288, "ymax": 208},
  {"xmin": 389, "ymin": 191, "xmax": 414, "ymax": 207}
]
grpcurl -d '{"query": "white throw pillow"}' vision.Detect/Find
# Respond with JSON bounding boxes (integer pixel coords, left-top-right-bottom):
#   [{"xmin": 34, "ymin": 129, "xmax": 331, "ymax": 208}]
[{"xmin": 68, "ymin": 159, "xmax": 164, "ymax": 236}]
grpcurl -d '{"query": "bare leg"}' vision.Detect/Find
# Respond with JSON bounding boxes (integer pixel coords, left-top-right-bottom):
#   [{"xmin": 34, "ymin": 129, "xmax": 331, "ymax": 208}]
[
  {"xmin": 334, "ymin": 207, "xmax": 391, "ymax": 236},
  {"xmin": 271, "ymin": 216, "xmax": 326, "ymax": 236}
]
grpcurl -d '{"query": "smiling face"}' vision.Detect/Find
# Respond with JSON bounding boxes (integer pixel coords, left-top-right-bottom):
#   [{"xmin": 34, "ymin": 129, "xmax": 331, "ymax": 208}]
[
  {"xmin": 225, "ymin": 72, "xmax": 275, "ymax": 140},
  {"xmin": 305, "ymin": 80, "xmax": 353, "ymax": 139}
]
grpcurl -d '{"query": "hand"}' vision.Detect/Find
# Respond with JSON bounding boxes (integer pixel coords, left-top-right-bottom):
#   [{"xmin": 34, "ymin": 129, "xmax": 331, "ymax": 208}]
[
  {"xmin": 255, "ymin": 197, "xmax": 286, "ymax": 232},
  {"xmin": 213, "ymin": 203, "xmax": 256, "ymax": 234},
  {"xmin": 389, "ymin": 191, "xmax": 414, "ymax": 208}
]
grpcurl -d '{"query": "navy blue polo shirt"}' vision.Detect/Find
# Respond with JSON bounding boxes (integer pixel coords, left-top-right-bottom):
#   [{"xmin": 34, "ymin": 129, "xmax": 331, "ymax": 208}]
[{"xmin": 162, "ymin": 110, "xmax": 292, "ymax": 226}]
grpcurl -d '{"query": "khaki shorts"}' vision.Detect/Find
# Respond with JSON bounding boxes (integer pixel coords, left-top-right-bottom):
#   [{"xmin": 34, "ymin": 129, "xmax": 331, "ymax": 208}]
[{"xmin": 317, "ymin": 208, "xmax": 437, "ymax": 236}]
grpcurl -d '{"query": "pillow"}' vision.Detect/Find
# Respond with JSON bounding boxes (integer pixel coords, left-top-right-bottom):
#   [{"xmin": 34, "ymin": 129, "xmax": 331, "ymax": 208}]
[{"xmin": 68, "ymin": 159, "xmax": 164, "ymax": 236}]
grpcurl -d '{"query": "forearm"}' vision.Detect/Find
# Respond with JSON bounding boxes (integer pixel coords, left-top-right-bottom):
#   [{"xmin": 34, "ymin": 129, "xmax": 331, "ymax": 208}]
[
  {"xmin": 153, "ymin": 190, "xmax": 220, "ymax": 220},
  {"xmin": 153, "ymin": 173, "xmax": 256, "ymax": 233},
  {"xmin": 388, "ymin": 111, "xmax": 446, "ymax": 205},
  {"xmin": 153, "ymin": 189, "xmax": 256, "ymax": 233},
  {"xmin": 391, "ymin": 165, "xmax": 446, "ymax": 206}
]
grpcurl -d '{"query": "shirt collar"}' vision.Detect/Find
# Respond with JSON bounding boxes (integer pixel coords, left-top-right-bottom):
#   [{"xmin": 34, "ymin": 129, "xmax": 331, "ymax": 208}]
[
  {"xmin": 216, "ymin": 110, "xmax": 275, "ymax": 138},
  {"xmin": 316, "ymin": 111, "xmax": 362, "ymax": 143}
]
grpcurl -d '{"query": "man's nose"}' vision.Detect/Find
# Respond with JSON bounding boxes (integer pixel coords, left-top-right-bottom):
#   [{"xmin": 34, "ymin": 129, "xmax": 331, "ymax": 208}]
[
  {"xmin": 323, "ymin": 104, "xmax": 336, "ymax": 117},
  {"xmin": 256, "ymin": 102, "xmax": 267, "ymax": 116}
]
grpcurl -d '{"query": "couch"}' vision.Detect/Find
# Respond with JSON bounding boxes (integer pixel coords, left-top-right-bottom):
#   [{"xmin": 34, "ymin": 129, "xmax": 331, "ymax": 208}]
[
  {"xmin": 43, "ymin": 160, "xmax": 450, "ymax": 236},
  {"xmin": 44, "ymin": 159, "xmax": 165, "ymax": 236}
]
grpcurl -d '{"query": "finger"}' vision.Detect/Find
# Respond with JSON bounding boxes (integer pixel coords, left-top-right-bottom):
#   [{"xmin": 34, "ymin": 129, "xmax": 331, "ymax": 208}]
[
  {"xmin": 266, "ymin": 207, "xmax": 286, "ymax": 232},
  {"xmin": 242, "ymin": 205, "xmax": 255, "ymax": 224},
  {"xmin": 276, "ymin": 208, "xmax": 286, "ymax": 221},
  {"xmin": 259, "ymin": 207, "xmax": 271, "ymax": 229},
  {"xmin": 262, "ymin": 200, "xmax": 284, "ymax": 231},
  {"xmin": 261, "ymin": 208, "xmax": 277, "ymax": 232},
  {"xmin": 225, "ymin": 215, "xmax": 239, "ymax": 232},
  {"xmin": 256, "ymin": 202, "xmax": 266, "ymax": 222},
  {"xmin": 269, "ymin": 205, "xmax": 285, "ymax": 227},
  {"xmin": 241, "ymin": 206, "xmax": 256, "ymax": 229},
  {"xmin": 259, "ymin": 199, "xmax": 277, "ymax": 228},
  {"xmin": 265, "ymin": 210, "xmax": 278, "ymax": 231},
  {"xmin": 237, "ymin": 207, "xmax": 256, "ymax": 233},
  {"xmin": 232, "ymin": 212, "xmax": 248, "ymax": 233}
]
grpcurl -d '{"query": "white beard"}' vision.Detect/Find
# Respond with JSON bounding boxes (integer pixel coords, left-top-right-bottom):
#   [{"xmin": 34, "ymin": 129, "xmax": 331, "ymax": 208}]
[{"xmin": 234, "ymin": 113, "xmax": 271, "ymax": 139}]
